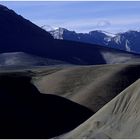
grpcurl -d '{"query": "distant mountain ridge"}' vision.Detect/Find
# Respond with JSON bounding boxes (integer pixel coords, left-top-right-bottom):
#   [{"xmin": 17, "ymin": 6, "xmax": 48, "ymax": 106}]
[{"xmin": 49, "ymin": 27, "xmax": 140, "ymax": 53}]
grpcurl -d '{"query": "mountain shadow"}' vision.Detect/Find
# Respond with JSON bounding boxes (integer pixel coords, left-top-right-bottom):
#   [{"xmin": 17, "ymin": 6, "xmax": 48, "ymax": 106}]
[{"xmin": 0, "ymin": 74, "xmax": 93, "ymax": 138}]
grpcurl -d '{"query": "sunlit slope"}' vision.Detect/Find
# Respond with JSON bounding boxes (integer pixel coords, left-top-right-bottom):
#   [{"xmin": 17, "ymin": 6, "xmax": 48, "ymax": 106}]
[
  {"xmin": 59, "ymin": 79, "xmax": 140, "ymax": 139},
  {"xmin": 33, "ymin": 63, "xmax": 140, "ymax": 112}
]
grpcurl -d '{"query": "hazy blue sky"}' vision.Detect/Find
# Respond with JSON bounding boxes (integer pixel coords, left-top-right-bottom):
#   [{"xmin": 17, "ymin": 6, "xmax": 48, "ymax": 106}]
[{"xmin": 1, "ymin": 1, "xmax": 140, "ymax": 33}]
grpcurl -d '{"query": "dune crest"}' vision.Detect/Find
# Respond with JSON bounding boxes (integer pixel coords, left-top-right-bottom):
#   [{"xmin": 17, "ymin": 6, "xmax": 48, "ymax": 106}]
[
  {"xmin": 33, "ymin": 64, "xmax": 140, "ymax": 112},
  {"xmin": 59, "ymin": 79, "xmax": 140, "ymax": 139}
]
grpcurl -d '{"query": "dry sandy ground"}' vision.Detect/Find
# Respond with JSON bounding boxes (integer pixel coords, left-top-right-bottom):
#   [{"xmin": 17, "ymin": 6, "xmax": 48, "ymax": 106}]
[
  {"xmin": 0, "ymin": 70, "xmax": 93, "ymax": 138},
  {"xmin": 1, "ymin": 63, "xmax": 140, "ymax": 138},
  {"xmin": 59, "ymin": 79, "xmax": 140, "ymax": 139},
  {"xmin": 33, "ymin": 63, "xmax": 140, "ymax": 112}
]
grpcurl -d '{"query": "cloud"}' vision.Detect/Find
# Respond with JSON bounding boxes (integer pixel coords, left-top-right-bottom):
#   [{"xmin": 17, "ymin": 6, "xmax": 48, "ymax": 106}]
[
  {"xmin": 97, "ymin": 20, "xmax": 111, "ymax": 28},
  {"xmin": 41, "ymin": 25, "xmax": 55, "ymax": 31}
]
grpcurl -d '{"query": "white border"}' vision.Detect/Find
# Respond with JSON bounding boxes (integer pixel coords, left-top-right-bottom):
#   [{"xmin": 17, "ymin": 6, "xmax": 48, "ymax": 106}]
[{"xmin": 0, "ymin": 0, "xmax": 140, "ymax": 1}]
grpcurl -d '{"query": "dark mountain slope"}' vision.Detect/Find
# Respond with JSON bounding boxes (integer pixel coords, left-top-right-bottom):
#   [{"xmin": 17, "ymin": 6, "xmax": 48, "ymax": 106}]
[{"xmin": 0, "ymin": 5, "xmax": 53, "ymax": 52}]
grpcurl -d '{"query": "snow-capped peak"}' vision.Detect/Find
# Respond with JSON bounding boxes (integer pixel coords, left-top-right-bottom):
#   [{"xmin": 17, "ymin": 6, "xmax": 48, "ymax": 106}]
[
  {"xmin": 49, "ymin": 27, "xmax": 68, "ymax": 39},
  {"xmin": 89, "ymin": 30, "xmax": 116, "ymax": 37},
  {"xmin": 100, "ymin": 31, "xmax": 116, "ymax": 37}
]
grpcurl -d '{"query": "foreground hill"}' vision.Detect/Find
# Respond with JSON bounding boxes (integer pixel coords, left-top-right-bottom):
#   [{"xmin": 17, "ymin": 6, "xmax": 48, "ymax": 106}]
[
  {"xmin": 0, "ymin": 63, "xmax": 140, "ymax": 138},
  {"xmin": 59, "ymin": 79, "xmax": 140, "ymax": 138},
  {"xmin": 33, "ymin": 63, "xmax": 140, "ymax": 112},
  {"xmin": 0, "ymin": 72, "xmax": 93, "ymax": 138},
  {"xmin": 0, "ymin": 4, "xmax": 140, "ymax": 65}
]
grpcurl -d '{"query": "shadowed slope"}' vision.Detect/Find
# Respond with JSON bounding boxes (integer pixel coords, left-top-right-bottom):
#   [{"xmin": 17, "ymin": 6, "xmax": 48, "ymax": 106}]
[
  {"xmin": 59, "ymin": 79, "xmax": 140, "ymax": 139},
  {"xmin": 33, "ymin": 64, "xmax": 140, "ymax": 112},
  {"xmin": 0, "ymin": 74, "xmax": 93, "ymax": 138}
]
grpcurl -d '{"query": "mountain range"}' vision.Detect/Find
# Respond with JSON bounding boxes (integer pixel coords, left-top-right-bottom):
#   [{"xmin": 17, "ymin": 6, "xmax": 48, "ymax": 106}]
[
  {"xmin": 49, "ymin": 27, "xmax": 140, "ymax": 53},
  {"xmin": 0, "ymin": 4, "xmax": 140, "ymax": 66}
]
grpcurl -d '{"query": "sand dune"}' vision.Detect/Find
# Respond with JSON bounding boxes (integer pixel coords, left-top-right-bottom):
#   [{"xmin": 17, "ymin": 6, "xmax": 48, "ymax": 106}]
[
  {"xmin": 0, "ymin": 52, "xmax": 67, "ymax": 66},
  {"xmin": 59, "ymin": 79, "xmax": 140, "ymax": 139},
  {"xmin": 0, "ymin": 74, "xmax": 93, "ymax": 138},
  {"xmin": 1, "ymin": 64, "xmax": 140, "ymax": 138},
  {"xmin": 33, "ymin": 63, "xmax": 140, "ymax": 112}
]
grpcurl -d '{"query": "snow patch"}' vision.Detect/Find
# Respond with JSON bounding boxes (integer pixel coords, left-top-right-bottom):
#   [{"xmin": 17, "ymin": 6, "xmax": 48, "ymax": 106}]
[{"xmin": 125, "ymin": 40, "xmax": 131, "ymax": 52}]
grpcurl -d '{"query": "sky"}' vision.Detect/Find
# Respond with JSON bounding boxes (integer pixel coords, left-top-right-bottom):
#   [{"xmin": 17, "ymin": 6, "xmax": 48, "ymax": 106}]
[{"xmin": 1, "ymin": 1, "xmax": 140, "ymax": 33}]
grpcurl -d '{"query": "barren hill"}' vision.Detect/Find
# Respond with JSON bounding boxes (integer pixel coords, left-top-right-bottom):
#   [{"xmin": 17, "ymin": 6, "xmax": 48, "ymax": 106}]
[
  {"xmin": 59, "ymin": 79, "xmax": 140, "ymax": 138},
  {"xmin": 33, "ymin": 63, "xmax": 140, "ymax": 112}
]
